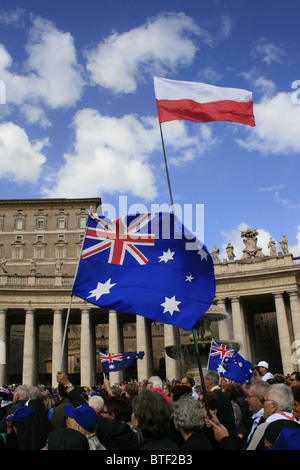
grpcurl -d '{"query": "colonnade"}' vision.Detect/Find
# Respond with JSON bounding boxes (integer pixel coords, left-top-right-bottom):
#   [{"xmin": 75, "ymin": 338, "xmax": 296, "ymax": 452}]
[
  {"xmin": 0, "ymin": 289, "xmax": 299, "ymax": 388},
  {"xmin": 216, "ymin": 290, "xmax": 300, "ymax": 375},
  {"xmin": 0, "ymin": 307, "xmax": 179, "ymax": 388}
]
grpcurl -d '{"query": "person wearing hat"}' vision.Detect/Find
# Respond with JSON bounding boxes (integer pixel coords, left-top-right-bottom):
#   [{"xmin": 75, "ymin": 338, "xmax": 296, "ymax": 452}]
[
  {"xmin": 63, "ymin": 403, "xmax": 106, "ymax": 450},
  {"xmin": 254, "ymin": 361, "xmax": 274, "ymax": 382},
  {"xmin": 4, "ymin": 405, "xmax": 36, "ymax": 449}
]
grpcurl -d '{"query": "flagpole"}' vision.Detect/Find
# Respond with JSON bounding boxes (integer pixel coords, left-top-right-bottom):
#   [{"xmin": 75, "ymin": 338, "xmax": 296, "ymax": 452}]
[
  {"xmin": 207, "ymin": 338, "xmax": 213, "ymax": 370},
  {"xmin": 158, "ymin": 122, "xmax": 174, "ymax": 212},
  {"xmin": 192, "ymin": 329, "xmax": 211, "ymax": 418},
  {"xmin": 157, "ymin": 117, "xmax": 211, "ymax": 417},
  {"xmin": 59, "ymin": 207, "xmax": 93, "ymax": 371}
]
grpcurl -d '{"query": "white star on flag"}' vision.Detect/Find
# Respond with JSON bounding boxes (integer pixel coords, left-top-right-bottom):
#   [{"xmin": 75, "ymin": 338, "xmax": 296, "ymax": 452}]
[
  {"xmin": 186, "ymin": 274, "xmax": 194, "ymax": 282},
  {"xmin": 159, "ymin": 248, "xmax": 175, "ymax": 263},
  {"xmin": 161, "ymin": 296, "xmax": 181, "ymax": 316},
  {"xmin": 197, "ymin": 246, "xmax": 208, "ymax": 260},
  {"xmin": 217, "ymin": 363, "xmax": 227, "ymax": 375},
  {"xmin": 87, "ymin": 278, "xmax": 116, "ymax": 300}
]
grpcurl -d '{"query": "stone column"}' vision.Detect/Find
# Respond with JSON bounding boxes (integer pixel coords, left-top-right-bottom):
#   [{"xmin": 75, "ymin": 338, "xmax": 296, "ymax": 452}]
[
  {"xmin": 289, "ymin": 291, "xmax": 300, "ymax": 372},
  {"xmin": 0, "ymin": 309, "xmax": 8, "ymax": 386},
  {"xmin": 22, "ymin": 309, "xmax": 37, "ymax": 386},
  {"xmin": 289, "ymin": 291, "xmax": 300, "ymax": 342},
  {"xmin": 216, "ymin": 298, "xmax": 230, "ymax": 341},
  {"xmin": 136, "ymin": 316, "xmax": 153, "ymax": 381},
  {"xmin": 164, "ymin": 324, "xmax": 180, "ymax": 380},
  {"xmin": 81, "ymin": 307, "xmax": 95, "ymax": 387},
  {"xmin": 231, "ymin": 298, "xmax": 247, "ymax": 357},
  {"xmin": 108, "ymin": 310, "xmax": 123, "ymax": 384},
  {"xmin": 274, "ymin": 293, "xmax": 294, "ymax": 375},
  {"xmin": 52, "ymin": 309, "xmax": 65, "ymax": 386}
]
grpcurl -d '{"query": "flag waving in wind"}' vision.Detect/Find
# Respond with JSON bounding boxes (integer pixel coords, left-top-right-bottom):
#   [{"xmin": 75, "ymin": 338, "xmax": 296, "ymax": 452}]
[
  {"xmin": 154, "ymin": 77, "xmax": 255, "ymax": 126},
  {"xmin": 100, "ymin": 351, "xmax": 144, "ymax": 373},
  {"xmin": 72, "ymin": 212, "xmax": 215, "ymax": 331},
  {"xmin": 208, "ymin": 340, "xmax": 253, "ymax": 384}
]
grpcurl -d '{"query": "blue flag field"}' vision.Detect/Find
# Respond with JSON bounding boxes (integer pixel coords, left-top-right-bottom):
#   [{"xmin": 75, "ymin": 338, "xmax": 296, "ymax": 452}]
[{"xmin": 71, "ymin": 212, "xmax": 215, "ymax": 331}]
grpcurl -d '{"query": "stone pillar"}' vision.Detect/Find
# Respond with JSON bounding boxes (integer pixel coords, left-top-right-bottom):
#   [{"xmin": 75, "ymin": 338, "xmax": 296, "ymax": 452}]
[
  {"xmin": 164, "ymin": 324, "xmax": 180, "ymax": 380},
  {"xmin": 52, "ymin": 309, "xmax": 66, "ymax": 386},
  {"xmin": 0, "ymin": 309, "xmax": 8, "ymax": 386},
  {"xmin": 136, "ymin": 316, "xmax": 153, "ymax": 381},
  {"xmin": 231, "ymin": 298, "xmax": 247, "ymax": 357},
  {"xmin": 289, "ymin": 291, "xmax": 300, "ymax": 342},
  {"xmin": 216, "ymin": 298, "xmax": 230, "ymax": 341},
  {"xmin": 274, "ymin": 293, "xmax": 294, "ymax": 375},
  {"xmin": 81, "ymin": 307, "xmax": 95, "ymax": 387},
  {"xmin": 22, "ymin": 309, "xmax": 37, "ymax": 386},
  {"xmin": 108, "ymin": 310, "xmax": 123, "ymax": 384},
  {"xmin": 289, "ymin": 291, "xmax": 300, "ymax": 372}
]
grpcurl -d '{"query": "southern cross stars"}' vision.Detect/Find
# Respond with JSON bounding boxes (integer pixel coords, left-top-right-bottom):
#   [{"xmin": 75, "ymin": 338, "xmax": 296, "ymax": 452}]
[
  {"xmin": 158, "ymin": 248, "xmax": 175, "ymax": 263},
  {"xmin": 161, "ymin": 296, "xmax": 181, "ymax": 316},
  {"xmin": 87, "ymin": 278, "xmax": 116, "ymax": 300}
]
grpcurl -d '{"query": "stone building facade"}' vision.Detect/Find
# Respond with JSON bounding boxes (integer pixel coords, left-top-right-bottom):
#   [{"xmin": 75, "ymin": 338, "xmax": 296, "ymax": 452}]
[{"xmin": 0, "ymin": 198, "xmax": 299, "ymax": 387}]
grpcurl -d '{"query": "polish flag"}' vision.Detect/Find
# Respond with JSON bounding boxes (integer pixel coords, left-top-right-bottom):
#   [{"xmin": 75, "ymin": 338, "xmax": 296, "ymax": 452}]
[{"xmin": 154, "ymin": 77, "xmax": 255, "ymax": 126}]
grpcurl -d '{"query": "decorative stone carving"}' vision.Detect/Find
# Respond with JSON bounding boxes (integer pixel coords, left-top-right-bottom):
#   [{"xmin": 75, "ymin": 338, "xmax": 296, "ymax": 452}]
[
  {"xmin": 0, "ymin": 257, "xmax": 7, "ymax": 274},
  {"xmin": 211, "ymin": 245, "xmax": 220, "ymax": 263},
  {"xmin": 241, "ymin": 227, "xmax": 264, "ymax": 259},
  {"xmin": 279, "ymin": 235, "xmax": 290, "ymax": 255},
  {"xmin": 226, "ymin": 243, "xmax": 236, "ymax": 261},
  {"xmin": 268, "ymin": 237, "xmax": 277, "ymax": 257},
  {"xmin": 55, "ymin": 260, "xmax": 63, "ymax": 275}
]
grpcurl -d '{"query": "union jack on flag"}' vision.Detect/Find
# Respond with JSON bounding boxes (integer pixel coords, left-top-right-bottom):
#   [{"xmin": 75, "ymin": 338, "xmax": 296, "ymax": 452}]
[
  {"xmin": 100, "ymin": 352, "xmax": 123, "ymax": 364},
  {"xmin": 99, "ymin": 351, "xmax": 145, "ymax": 373},
  {"xmin": 82, "ymin": 213, "xmax": 155, "ymax": 265},
  {"xmin": 72, "ymin": 212, "xmax": 215, "ymax": 331},
  {"xmin": 209, "ymin": 339, "xmax": 235, "ymax": 361}
]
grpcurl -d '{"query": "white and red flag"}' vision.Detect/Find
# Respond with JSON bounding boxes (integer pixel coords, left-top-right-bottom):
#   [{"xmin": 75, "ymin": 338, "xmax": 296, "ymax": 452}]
[{"xmin": 154, "ymin": 76, "xmax": 255, "ymax": 126}]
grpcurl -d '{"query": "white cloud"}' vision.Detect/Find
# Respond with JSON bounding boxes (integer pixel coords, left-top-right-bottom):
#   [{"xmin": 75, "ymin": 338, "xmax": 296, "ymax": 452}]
[
  {"xmin": 42, "ymin": 108, "xmax": 161, "ymax": 200},
  {"xmin": 0, "ymin": 16, "xmax": 85, "ymax": 124},
  {"xmin": 236, "ymin": 91, "xmax": 300, "ymax": 154},
  {"xmin": 252, "ymin": 38, "xmax": 284, "ymax": 65},
  {"xmin": 41, "ymin": 107, "xmax": 218, "ymax": 200},
  {"xmin": 85, "ymin": 12, "xmax": 202, "ymax": 94},
  {"xmin": 0, "ymin": 121, "xmax": 47, "ymax": 183},
  {"xmin": 161, "ymin": 121, "xmax": 217, "ymax": 166},
  {"xmin": 289, "ymin": 226, "xmax": 300, "ymax": 257}
]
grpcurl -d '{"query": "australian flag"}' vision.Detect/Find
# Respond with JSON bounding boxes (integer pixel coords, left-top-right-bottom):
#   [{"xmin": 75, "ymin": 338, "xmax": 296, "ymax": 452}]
[
  {"xmin": 208, "ymin": 340, "xmax": 253, "ymax": 384},
  {"xmin": 71, "ymin": 212, "xmax": 215, "ymax": 331},
  {"xmin": 100, "ymin": 351, "xmax": 145, "ymax": 373}
]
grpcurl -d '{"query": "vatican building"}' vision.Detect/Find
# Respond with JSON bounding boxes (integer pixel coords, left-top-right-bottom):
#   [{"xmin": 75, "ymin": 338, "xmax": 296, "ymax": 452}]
[{"xmin": 0, "ymin": 197, "xmax": 299, "ymax": 388}]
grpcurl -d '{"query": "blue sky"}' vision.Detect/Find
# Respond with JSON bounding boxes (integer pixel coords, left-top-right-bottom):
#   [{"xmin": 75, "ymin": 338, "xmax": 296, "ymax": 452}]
[{"xmin": 0, "ymin": 0, "xmax": 300, "ymax": 259}]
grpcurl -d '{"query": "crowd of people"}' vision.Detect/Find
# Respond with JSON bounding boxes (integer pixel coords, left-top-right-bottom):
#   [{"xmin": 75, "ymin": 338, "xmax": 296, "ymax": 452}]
[{"xmin": 0, "ymin": 363, "xmax": 300, "ymax": 451}]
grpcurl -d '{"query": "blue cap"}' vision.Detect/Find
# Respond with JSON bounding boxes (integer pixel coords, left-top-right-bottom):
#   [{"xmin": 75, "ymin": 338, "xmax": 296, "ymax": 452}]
[
  {"xmin": 6, "ymin": 406, "xmax": 35, "ymax": 422},
  {"xmin": 63, "ymin": 403, "xmax": 98, "ymax": 431}
]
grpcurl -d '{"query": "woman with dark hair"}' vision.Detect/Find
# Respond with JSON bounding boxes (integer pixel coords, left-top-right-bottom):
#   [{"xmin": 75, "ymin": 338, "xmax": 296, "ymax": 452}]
[{"xmin": 131, "ymin": 390, "xmax": 178, "ymax": 450}]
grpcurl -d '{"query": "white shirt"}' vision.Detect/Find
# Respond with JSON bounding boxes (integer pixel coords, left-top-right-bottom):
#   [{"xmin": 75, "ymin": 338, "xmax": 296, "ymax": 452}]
[
  {"xmin": 247, "ymin": 408, "xmax": 264, "ymax": 442},
  {"xmin": 261, "ymin": 372, "xmax": 274, "ymax": 381}
]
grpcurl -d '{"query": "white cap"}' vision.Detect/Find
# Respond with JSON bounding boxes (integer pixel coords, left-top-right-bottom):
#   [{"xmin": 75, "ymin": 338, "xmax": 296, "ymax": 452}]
[{"xmin": 257, "ymin": 361, "xmax": 269, "ymax": 369}]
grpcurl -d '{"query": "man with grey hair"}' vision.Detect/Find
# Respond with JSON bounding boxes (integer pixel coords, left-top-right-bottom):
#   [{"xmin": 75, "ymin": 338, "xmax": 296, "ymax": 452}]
[
  {"xmin": 204, "ymin": 370, "xmax": 236, "ymax": 434},
  {"xmin": 0, "ymin": 384, "xmax": 30, "ymax": 433},
  {"xmin": 173, "ymin": 395, "xmax": 214, "ymax": 449},
  {"xmin": 247, "ymin": 383, "xmax": 300, "ymax": 449}
]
